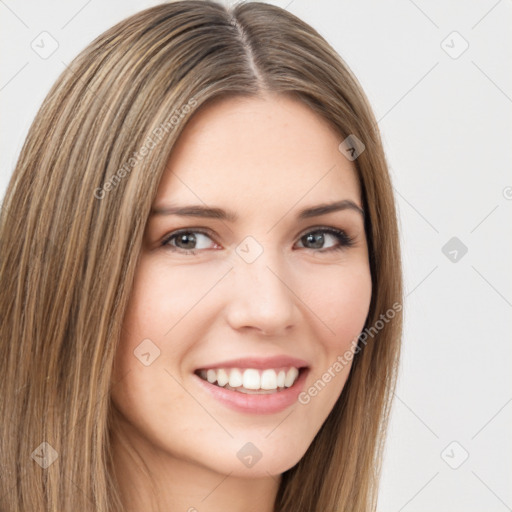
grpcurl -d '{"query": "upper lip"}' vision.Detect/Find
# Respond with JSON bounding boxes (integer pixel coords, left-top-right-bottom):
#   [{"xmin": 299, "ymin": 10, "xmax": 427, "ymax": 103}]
[{"xmin": 195, "ymin": 355, "xmax": 310, "ymax": 371}]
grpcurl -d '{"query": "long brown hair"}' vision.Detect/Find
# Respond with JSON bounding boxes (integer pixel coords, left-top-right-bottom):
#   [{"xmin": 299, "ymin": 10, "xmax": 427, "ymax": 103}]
[{"xmin": 0, "ymin": 1, "xmax": 403, "ymax": 510}]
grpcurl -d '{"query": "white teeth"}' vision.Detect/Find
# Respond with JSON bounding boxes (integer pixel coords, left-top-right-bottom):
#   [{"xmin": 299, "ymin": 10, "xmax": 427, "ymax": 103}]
[
  {"xmin": 206, "ymin": 369, "xmax": 216, "ymax": 384},
  {"xmin": 197, "ymin": 366, "xmax": 302, "ymax": 391},
  {"xmin": 216, "ymin": 368, "xmax": 229, "ymax": 387},
  {"xmin": 243, "ymin": 369, "xmax": 260, "ymax": 390},
  {"xmin": 260, "ymin": 369, "xmax": 277, "ymax": 390},
  {"xmin": 228, "ymin": 368, "xmax": 243, "ymax": 388},
  {"xmin": 284, "ymin": 367, "xmax": 299, "ymax": 387}
]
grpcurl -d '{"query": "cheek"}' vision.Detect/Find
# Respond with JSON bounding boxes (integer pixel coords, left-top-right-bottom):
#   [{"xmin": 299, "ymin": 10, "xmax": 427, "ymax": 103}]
[
  {"xmin": 131, "ymin": 260, "xmax": 227, "ymax": 323},
  {"xmin": 113, "ymin": 260, "xmax": 221, "ymax": 381},
  {"xmin": 298, "ymin": 261, "xmax": 372, "ymax": 347},
  {"xmin": 121, "ymin": 261, "xmax": 208, "ymax": 342},
  {"xmin": 110, "ymin": 262, "xmax": 205, "ymax": 441},
  {"xmin": 293, "ymin": 263, "xmax": 371, "ymax": 432}
]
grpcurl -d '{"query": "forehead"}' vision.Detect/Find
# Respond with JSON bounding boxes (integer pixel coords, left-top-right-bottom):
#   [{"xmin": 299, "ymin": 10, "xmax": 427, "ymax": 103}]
[{"xmin": 154, "ymin": 94, "xmax": 361, "ymax": 211}]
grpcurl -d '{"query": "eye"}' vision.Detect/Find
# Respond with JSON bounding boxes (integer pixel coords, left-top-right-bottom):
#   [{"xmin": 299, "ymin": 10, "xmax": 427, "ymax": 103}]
[
  {"xmin": 162, "ymin": 229, "xmax": 218, "ymax": 255},
  {"xmin": 161, "ymin": 226, "xmax": 356, "ymax": 255},
  {"xmin": 295, "ymin": 227, "xmax": 355, "ymax": 252}
]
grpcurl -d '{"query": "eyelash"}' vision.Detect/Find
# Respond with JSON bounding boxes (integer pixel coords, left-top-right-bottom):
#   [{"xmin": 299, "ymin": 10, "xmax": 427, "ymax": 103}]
[{"xmin": 161, "ymin": 226, "xmax": 356, "ymax": 255}]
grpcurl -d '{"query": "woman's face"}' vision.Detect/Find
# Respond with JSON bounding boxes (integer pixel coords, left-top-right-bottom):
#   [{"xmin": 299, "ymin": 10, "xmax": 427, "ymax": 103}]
[{"xmin": 111, "ymin": 93, "xmax": 372, "ymax": 479}]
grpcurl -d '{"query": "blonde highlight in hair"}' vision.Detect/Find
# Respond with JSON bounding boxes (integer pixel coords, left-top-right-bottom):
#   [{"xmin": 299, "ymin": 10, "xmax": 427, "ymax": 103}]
[{"xmin": 0, "ymin": 1, "xmax": 403, "ymax": 510}]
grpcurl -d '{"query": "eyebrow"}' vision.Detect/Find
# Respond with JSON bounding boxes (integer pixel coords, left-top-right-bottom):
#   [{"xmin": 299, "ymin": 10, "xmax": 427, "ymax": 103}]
[{"xmin": 151, "ymin": 199, "xmax": 364, "ymax": 221}]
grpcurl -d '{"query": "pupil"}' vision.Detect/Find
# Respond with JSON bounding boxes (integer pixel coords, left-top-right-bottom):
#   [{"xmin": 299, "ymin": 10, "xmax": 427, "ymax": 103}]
[
  {"xmin": 178, "ymin": 233, "xmax": 196, "ymax": 249},
  {"xmin": 305, "ymin": 232, "xmax": 324, "ymax": 249}
]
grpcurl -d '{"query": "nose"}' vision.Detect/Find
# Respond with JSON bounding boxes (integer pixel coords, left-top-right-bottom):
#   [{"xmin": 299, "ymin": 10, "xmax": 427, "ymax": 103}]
[{"xmin": 224, "ymin": 247, "xmax": 298, "ymax": 336}]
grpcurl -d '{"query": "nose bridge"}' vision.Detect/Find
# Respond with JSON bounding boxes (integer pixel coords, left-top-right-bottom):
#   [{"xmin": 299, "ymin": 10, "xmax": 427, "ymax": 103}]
[{"xmin": 225, "ymin": 236, "xmax": 297, "ymax": 334}]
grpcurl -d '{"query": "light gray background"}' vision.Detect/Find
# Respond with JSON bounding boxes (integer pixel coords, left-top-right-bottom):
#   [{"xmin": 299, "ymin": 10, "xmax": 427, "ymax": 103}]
[{"xmin": 1, "ymin": 1, "xmax": 511, "ymax": 511}]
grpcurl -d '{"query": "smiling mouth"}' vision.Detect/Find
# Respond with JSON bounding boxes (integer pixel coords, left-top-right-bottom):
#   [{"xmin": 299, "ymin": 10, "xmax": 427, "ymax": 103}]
[{"xmin": 194, "ymin": 366, "xmax": 308, "ymax": 394}]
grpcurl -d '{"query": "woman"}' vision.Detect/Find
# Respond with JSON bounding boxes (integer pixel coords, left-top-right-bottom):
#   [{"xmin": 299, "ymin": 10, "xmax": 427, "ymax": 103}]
[{"xmin": 0, "ymin": 1, "xmax": 403, "ymax": 511}]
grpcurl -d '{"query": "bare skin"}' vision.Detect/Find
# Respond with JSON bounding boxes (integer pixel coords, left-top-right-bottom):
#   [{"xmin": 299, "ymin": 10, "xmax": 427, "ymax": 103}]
[{"xmin": 110, "ymin": 92, "xmax": 372, "ymax": 512}]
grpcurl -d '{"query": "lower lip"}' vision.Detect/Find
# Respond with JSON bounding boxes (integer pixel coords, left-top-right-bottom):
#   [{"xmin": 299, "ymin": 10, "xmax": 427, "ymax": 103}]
[{"xmin": 193, "ymin": 368, "xmax": 309, "ymax": 414}]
